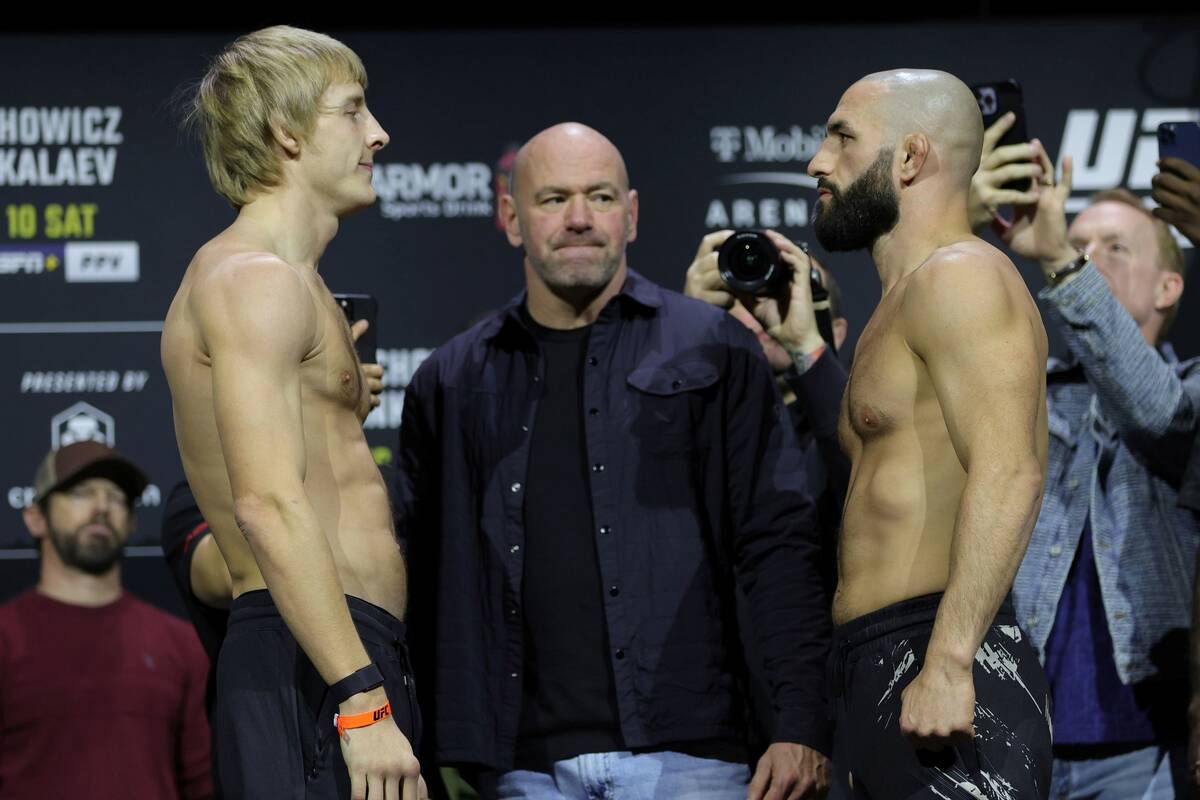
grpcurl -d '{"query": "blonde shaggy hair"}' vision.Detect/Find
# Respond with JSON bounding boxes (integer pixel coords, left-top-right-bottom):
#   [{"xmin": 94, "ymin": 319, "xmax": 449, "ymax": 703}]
[{"xmin": 189, "ymin": 26, "xmax": 367, "ymax": 208}]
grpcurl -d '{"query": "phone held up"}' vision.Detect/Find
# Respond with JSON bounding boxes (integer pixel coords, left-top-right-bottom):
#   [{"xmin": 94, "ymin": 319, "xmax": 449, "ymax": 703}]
[{"xmin": 332, "ymin": 293, "xmax": 378, "ymax": 364}]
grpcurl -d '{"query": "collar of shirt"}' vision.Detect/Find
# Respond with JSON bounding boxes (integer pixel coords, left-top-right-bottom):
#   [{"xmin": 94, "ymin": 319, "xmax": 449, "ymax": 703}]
[{"xmin": 477, "ymin": 268, "xmax": 664, "ymax": 347}]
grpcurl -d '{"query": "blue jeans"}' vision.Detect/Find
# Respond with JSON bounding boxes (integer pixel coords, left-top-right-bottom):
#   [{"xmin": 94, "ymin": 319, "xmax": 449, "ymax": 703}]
[
  {"xmin": 1050, "ymin": 744, "xmax": 1188, "ymax": 799},
  {"xmin": 478, "ymin": 750, "xmax": 750, "ymax": 800}
]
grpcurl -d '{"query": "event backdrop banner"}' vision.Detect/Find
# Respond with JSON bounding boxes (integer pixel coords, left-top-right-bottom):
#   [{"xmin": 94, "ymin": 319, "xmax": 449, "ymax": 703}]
[{"xmin": 2, "ymin": 22, "xmax": 1197, "ymax": 552}]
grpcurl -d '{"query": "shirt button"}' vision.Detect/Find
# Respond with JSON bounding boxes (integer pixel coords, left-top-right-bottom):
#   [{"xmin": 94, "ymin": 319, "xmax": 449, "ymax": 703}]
[
  {"xmin": 615, "ymin": 649, "xmax": 625, "ymax": 660},
  {"xmin": 509, "ymin": 607, "xmax": 518, "ymax": 616},
  {"xmin": 521, "ymin": 424, "xmax": 530, "ymax": 432},
  {"xmin": 510, "ymin": 672, "xmax": 519, "ymax": 679},
  {"xmin": 609, "ymin": 585, "xmax": 619, "ymax": 597},
  {"xmin": 510, "ymin": 482, "xmax": 522, "ymax": 493},
  {"xmin": 671, "ymin": 379, "xmax": 682, "ymax": 390},
  {"xmin": 510, "ymin": 544, "xmax": 520, "ymax": 554},
  {"xmin": 1114, "ymin": 611, "xmax": 1128, "ymax": 621},
  {"xmin": 588, "ymin": 356, "xmax": 598, "ymax": 366},
  {"xmin": 1068, "ymin": 479, "xmax": 1080, "ymax": 490},
  {"xmin": 1049, "ymin": 545, "xmax": 1063, "ymax": 557},
  {"xmin": 1029, "ymin": 616, "xmax": 1039, "ymax": 627},
  {"xmin": 599, "ymin": 525, "xmax": 612, "ymax": 535},
  {"xmin": 588, "ymin": 408, "xmax": 600, "ymax": 417},
  {"xmin": 532, "ymin": 375, "xmax": 541, "ymax": 383},
  {"xmin": 592, "ymin": 463, "xmax": 606, "ymax": 473}
]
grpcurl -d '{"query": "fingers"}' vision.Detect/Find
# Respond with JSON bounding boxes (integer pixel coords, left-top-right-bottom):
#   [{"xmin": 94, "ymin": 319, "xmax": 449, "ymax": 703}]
[
  {"xmin": 1060, "ymin": 154, "xmax": 1074, "ymax": 195},
  {"xmin": 350, "ymin": 318, "xmax": 370, "ymax": 343},
  {"xmin": 980, "ymin": 111, "xmax": 1016, "ymax": 156},
  {"xmin": 686, "ymin": 233, "xmax": 735, "ymax": 308},
  {"xmin": 417, "ymin": 775, "xmax": 430, "ymax": 800},
  {"xmin": 1152, "ymin": 169, "xmax": 1200, "ymax": 206},
  {"xmin": 747, "ymin": 758, "xmax": 770, "ymax": 800},
  {"xmin": 1159, "ymin": 156, "xmax": 1200, "ymax": 182},
  {"xmin": 981, "ymin": 141, "xmax": 1038, "ymax": 172},
  {"xmin": 1030, "ymin": 139, "xmax": 1055, "ymax": 184},
  {"xmin": 402, "ymin": 773, "xmax": 418, "ymax": 800},
  {"xmin": 985, "ymin": 161, "xmax": 1043, "ymax": 188},
  {"xmin": 986, "ymin": 187, "xmax": 1042, "ymax": 207},
  {"xmin": 693, "ymin": 229, "xmax": 735, "ymax": 262}
]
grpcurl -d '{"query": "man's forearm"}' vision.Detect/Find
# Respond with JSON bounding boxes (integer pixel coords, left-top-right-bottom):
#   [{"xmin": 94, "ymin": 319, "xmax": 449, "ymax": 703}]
[
  {"xmin": 926, "ymin": 459, "xmax": 1044, "ymax": 668},
  {"xmin": 235, "ymin": 495, "xmax": 373, "ymax": 686},
  {"xmin": 1044, "ymin": 266, "xmax": 1194, "ymax": 445}
]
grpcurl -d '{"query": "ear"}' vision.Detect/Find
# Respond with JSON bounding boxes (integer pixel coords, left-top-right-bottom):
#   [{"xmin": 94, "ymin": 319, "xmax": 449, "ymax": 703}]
[
  {"xmin": 898, "ymin": 133, "xmax": 930, "ymax": 185},
  {"xmin": 22, "ymin": 503, "xmax": 48, "ymax": 541},
  {"xmin": 833, "ymin": 318, "xmax": 849, "ymax": 351},
  {"xmin": 1154, "ymin": 270, "xmax": 1184, "ymax": 313},
  {"xmin": 270, "ymin": 119, "xmax": 302, "ymax": 159},
  {"xmin": 500, "ymin": 194, "xmax": 523, "ymax": 248},
  {"xmin": 626, "ymin": 189, "xmax": 639, "ymax": 244}
]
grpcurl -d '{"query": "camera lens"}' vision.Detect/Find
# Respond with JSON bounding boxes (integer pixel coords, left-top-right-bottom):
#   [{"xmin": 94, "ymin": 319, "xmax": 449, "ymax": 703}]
[{"xmin": 717, "ymin": 230, "xmax": 784, "ymax": 295}]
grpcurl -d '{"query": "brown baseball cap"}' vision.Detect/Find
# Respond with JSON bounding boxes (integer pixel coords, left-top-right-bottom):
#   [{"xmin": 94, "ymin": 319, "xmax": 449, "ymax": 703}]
[{"xmin": 32, "ymin": 441, "xmax": 149, "ymax": 505}]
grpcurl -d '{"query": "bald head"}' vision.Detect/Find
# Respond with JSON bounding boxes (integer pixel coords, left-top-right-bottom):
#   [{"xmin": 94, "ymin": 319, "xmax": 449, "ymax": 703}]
[
  {"xmin": 851, "ymin": 69, "xmax": 984, "ymax": 185},
  {"xmin": 511, "ymin": 122, "xmax": 629, "ymax": 201}
]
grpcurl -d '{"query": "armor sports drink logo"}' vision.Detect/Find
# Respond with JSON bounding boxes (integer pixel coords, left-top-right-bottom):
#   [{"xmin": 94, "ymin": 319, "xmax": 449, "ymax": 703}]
[
  {"xmin": 51, "ymin": 401, "xmax": 115, "ymax": 448},
  {"xmin": 372, "ymin": 162, "xmax": 493, "ymax": 221},
  {"xmin": 705, "ymin": 125, "xmax": 822, "ymax": 231},
  {"xmin": 1059, "ymin": 107, "xmax": 1200, "ymax": 217}
]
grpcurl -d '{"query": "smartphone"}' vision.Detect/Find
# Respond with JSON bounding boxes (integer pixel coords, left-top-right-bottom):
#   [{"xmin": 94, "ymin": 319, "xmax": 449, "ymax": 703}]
[
  {"xmin": 332, "ymin": 293, "xmax": 378, "ymax": 364},
  {"xmin": 1158, "ymin": 121, "xmax": 1200, "ymax": 168},
  {"xmin": 970, "ymin": 79, "xmax": 1030, "ymax": 191}
]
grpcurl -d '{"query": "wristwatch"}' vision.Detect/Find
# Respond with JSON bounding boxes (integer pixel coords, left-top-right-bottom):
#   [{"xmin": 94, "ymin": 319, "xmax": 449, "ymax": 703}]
[{"xmin": 1046, "ymin": 250, "xmax": 1090, "ymax": 287}]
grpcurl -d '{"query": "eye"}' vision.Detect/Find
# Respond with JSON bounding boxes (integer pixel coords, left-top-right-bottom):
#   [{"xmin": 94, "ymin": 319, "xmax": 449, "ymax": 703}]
[
  {"xmin": 590, "ymin": 193, "xmax": 615, "ymax": 207},
  {"xmin": 541, "ymin": 196, "xmax": 565, "ymax": 207}
]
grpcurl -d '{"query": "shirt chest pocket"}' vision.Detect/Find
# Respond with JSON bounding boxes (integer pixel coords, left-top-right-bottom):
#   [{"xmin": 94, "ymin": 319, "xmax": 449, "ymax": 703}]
[{"xmin": 626, "ymin": 361, "xmax": 721, "ymax": 458}]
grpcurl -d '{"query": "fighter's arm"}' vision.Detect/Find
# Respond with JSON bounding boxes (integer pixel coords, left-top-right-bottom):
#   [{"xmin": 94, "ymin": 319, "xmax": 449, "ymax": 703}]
[
  {"xmin": 899, "ymin": 253, "xmax": 1047, "ymax": 744},
  {"xmin": 192, "ymin": 258, "xmax": 420, "ymax": 797},
  {"xmin": 192, "ymin": 257, "xmax": 372, "ymax": 686}
]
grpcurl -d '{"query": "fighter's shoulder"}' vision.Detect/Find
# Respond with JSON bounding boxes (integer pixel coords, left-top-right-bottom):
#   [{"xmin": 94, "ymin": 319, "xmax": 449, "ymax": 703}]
[
  {"xmin": 903, "ymin": 238, "xmax": 1020, "ymax": 315},
  {"xmin": 188, "ymin": 247, "xmax": 313, "ymax": 323}
]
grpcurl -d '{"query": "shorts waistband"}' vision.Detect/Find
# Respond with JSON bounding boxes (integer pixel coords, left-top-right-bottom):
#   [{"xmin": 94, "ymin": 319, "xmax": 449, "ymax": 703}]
[
  {"xmin": 229, "ymin": 589, "xmax": 407, "ymax": 643},
  {"xmin": 833, "ymin": 591, "xmax": 1016, "ymax": 651}
]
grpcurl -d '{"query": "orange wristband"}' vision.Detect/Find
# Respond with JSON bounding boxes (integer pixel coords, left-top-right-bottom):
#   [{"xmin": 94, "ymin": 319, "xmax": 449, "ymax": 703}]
[{"xmin": 334, "ymin": 701, "xmax": 392, "ymax": 737}]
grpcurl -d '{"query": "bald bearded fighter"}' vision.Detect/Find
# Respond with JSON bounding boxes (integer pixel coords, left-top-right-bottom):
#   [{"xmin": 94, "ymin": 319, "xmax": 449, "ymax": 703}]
[{"xmin": 808, "ymin": 70, "xmax": 1053, "ymax": 798}]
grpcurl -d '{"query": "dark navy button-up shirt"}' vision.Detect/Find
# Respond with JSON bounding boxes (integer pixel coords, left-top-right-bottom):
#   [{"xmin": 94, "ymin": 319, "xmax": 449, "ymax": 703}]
[{"xmin": 398, "ymin": 269, "xmax": 832, "ymax": 770}]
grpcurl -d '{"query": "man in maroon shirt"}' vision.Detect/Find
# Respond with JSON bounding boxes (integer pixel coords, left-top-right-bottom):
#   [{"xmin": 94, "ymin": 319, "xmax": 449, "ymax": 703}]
[{"xmin": 0, "ymin": 441, "xmax": 213, "ymax": 800}]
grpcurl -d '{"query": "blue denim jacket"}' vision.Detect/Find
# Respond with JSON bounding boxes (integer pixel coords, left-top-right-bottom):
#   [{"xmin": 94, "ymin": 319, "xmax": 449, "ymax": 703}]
[{"xmin": 1013, "ymin": 265, "xmax": 1200, "ymax": 684}]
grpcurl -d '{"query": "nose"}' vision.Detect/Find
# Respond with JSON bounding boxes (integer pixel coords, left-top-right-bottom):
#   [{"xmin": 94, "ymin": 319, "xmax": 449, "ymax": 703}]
[
  {"xmin": 366, "ymin": 111, "xmax": 389, "ymax": 152},
  {"xmin": 808, "ymin": 139, "xmax": 833, "ymax": 179},
  {"xmin": 564, "ymin": 195, "xmax": 592, "ymax": 231}
]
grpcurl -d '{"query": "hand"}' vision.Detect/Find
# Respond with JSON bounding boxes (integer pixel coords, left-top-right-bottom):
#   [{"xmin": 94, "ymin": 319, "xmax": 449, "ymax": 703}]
[
  {"xmin": 996, "ymin": 145, "xmax": 1079, "ymax": 276},
  {"xmin": 737, "ymin": 231, "xmax": 826, "ymax": 366},
  {"xmin": 684, "ymin": 230, "xmax": 737, "ymax": 309},
  {"xmin": 1152, "ymin": 157, "xmax": 1200, "ymax": 247},
  {"xmin": 968, "ymin": 112, "xmax": 1044, "ymax": 230},
  {"xmin": 748, "ymin": 742, "xmax": 830, "ymax": 800},
  {"xmin": 338, "ymin": 688, "xmax": 426, "ymax": 800},
  {"xmin": 898, "ymin": 660, "xmax": 975, "ymax": 751},
  {"xmin": 351, "ymin": 319, "xmax": 384, "ymax": 423}
]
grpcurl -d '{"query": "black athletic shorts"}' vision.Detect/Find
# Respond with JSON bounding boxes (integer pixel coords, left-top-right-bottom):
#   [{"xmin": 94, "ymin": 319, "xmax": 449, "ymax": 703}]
[
  {"xmin": 829, "ymin": 593, "xmax": 1052, "ymax": 799},
  {"xmin": 213, "ymin": 590, "xmax": 421, "ymax": 800}
]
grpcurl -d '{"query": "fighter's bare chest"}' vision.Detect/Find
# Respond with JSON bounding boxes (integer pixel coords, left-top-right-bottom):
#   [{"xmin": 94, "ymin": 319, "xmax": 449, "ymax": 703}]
[
  {"xmin": 301, "ymin": 285, "xmax": 365, "ymax": 410},
  {"xmin": 841, "ymin": 304, "xmax": 919, "ymax": 443}
]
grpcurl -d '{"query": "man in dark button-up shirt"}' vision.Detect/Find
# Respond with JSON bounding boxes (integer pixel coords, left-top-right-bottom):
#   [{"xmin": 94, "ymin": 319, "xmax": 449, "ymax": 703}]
[{"xmin": 398, "ymin": 122, "xmax": 831, "ymax": 799}]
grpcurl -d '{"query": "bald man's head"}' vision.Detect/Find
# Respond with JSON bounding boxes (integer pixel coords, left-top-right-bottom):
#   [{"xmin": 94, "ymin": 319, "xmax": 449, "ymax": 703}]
[
  {"xmin": 510, "ymin": 122, "xmax": 630, "ymax": 202},
  {"xmin": 853, "ymin": 68, "xmax": 984, "ymax": 185},
  {"xmin": 500, "ymin": 121, "xmax": 638, "ymax": 297}
]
